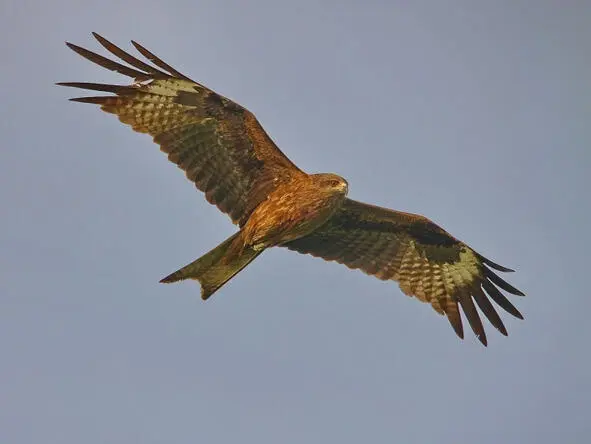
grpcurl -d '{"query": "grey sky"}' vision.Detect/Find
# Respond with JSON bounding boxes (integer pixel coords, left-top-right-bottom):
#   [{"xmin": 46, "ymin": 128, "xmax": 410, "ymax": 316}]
[{"xmin": 1, "ymin": 1, "xmax": 590, "ymax": 442}]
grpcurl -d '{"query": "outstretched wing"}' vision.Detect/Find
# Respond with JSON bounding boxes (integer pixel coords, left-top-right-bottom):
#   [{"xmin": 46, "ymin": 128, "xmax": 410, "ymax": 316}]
[
  {"xmin": 284, "ymin": 198, "xmax": 525, "ymax": 345},
  {"xmin": 58, "ymin": 33, "xmax": 302, "ymax": 226}
]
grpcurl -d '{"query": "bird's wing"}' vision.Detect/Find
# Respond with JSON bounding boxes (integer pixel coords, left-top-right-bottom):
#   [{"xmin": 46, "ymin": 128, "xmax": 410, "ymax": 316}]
[
  {"xmin": 284, "ymin": 198, "xmax": 525, "ymax": 345},
  {"xmin": 59, "ymin": 33, "xmax": 303, "ymax": 226}
]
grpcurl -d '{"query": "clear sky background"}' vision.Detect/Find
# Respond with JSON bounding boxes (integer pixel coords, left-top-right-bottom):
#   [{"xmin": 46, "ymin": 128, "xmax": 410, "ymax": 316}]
[{"xmin": 2, "ymin": 1, "xmax": 590, "ymax": 443}]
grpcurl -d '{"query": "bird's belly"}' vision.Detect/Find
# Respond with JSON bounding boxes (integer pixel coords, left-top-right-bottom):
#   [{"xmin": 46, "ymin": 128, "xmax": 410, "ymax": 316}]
[{"xmin": 244, "ymin": 192, "xmax": 343, "ymax": 248}]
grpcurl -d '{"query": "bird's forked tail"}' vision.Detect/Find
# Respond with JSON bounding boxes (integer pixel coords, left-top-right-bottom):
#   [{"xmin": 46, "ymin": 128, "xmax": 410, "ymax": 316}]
[{"xmin": 160, "ymin": 231, "xmax": 262, "ymax": 300}]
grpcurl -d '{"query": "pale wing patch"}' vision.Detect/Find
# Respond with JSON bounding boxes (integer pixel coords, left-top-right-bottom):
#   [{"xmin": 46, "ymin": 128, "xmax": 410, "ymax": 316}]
[
  {"xmin": 138, "ymin": 78, "xmax": 201, "ymax": 96},
  {"xmin": 440, "ymin": 249, "xmax": 481, "ymax": 289},
  {"xmin": 102, "ymin": 79, "xmax": 211, "ymax": 134}
]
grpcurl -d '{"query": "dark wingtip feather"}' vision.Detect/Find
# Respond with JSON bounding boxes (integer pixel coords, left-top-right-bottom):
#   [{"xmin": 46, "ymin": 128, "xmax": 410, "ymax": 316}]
[
  {"xmin": 475, "ymin": 252, "xmax": 515, "ymax": 272},
  {"xmin": 477, "ymin": 334, "xmax": 488, "ymax": 347},
  {"xmin": 57, "ymin": 82, "xmax": 130, "ymax": 94},
  {"xmin": 65, "ymin": 41, "xmax": 86, "ymax": 52},
  {"xmin": 68, "ymin": 96, "xmax": 110, "ymax": 104},
  {"xmin": 472, "ymin": 286, "xmax": 508, "ymax": 336},
  {"xmin": 484, "ymin": 268, "xmax": 525, "ymax": 296},
  {"xmin": 511, "ymin": 309, "xmax": 524, "ymax": 320},
  {"xmin": 446, "ymin": 304, "xmax": 464, "ymax": 340},
  {"xmin": 482, "ymin": 280, "xmax": 524, "ymax": 320},
  {"xmin": 451, "ymin": 325, "xmax": 464, "ymax": 340},
  {"xmin": 65, "ymin": 42, "xmax": 85, "ymax": 56},
  {"xmin": 64, "ymin": 41, "xmax": 149, "ymax": 79},
  {"xmin": 130, "ymin": 39, "xmax": 193, "ymax": 81},
  {"xmin": 458, "ymin": 291, "xmax": 488, "ymax": 346},
  {"xmin": 92, "ymin": 32, "xmax": 168, "ymax": 77}
]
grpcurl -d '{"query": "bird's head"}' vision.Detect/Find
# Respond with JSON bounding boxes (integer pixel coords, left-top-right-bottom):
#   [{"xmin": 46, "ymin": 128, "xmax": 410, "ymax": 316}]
[{"xmin": 314, "ymin": 173, "xmax": 349, "ymax": 196}]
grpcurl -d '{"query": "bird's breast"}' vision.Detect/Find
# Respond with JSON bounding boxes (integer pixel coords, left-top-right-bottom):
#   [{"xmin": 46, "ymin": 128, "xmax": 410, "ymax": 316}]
[{"xmin": 242, "ymin": 184, "xmax": 346, "ymax": 248}]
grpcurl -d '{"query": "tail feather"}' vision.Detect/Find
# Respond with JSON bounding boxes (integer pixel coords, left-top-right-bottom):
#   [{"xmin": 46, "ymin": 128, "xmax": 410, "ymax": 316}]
[{"xmin": 160, "ymin": 231, "xmax": 262, "ymax": 300}]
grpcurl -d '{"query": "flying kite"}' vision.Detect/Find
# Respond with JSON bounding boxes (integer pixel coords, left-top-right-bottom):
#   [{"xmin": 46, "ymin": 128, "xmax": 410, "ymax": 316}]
[{"xmin": 59, "ymin": 34, "xmax": 525, "ymax": 345}]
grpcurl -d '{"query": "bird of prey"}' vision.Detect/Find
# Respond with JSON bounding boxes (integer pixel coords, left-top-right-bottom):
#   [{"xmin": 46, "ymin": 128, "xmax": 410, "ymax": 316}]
[{"xmin": 59, "ymin": 33, "xmax": 525, "ymax": 346}]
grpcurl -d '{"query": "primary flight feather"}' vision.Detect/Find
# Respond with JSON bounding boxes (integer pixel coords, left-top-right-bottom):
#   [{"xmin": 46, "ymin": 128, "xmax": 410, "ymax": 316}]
[{"xmin": 59, "ymin": 33, "xmax": 525, "ymax": 346}]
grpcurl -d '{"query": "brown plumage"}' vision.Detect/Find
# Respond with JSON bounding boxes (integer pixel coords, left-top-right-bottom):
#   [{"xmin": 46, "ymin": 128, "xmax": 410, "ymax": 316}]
[{"xmin": 59, "ymin": 34, "xmax": 525, "ymax": 346}]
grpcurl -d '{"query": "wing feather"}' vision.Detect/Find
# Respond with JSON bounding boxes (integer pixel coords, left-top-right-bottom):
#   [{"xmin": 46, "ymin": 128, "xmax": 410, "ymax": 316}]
[
  {"xmin": 64, "ymin": 42, "xmax": 153, "ymax": 80},
  {"xmin": 59, "ymin": 33, "xmax": 302, "ymax": 226},
  {"xmin": 92, "ymin": 32, "xmax": 167, "ymax": 76},
  {"xmin": 482, "ymin": 280, "xmax": 524, "ymax": 319},
  {"xmin": 445, "ymin": 301, "xmax": 464, "ymax": 340},
  {"xmin": 285, "ymin": 198, "xmax": 525, "ymax": 345},
  {"xmin": 484, "ymin": 267, "xmax": 525, "ymax": 296},
  {"xmin": 472, "ymin": 286, "xmax": 507, "ymax": 336},
  {"xmin": 457, "ymin": 288, "xmax": 487, "ymax": 346},
  {"xmin": 131, "ymin": 39, "xmax": 193, "ymax": 81}
]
